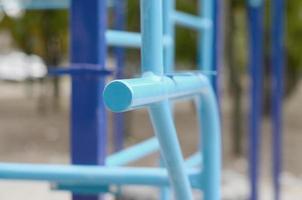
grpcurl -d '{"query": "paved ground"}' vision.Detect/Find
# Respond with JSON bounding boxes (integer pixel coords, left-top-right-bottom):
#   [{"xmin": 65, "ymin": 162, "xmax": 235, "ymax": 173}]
[{"xmin": 0, "ymin": 79, "xmax": 301, "ymax": 199}]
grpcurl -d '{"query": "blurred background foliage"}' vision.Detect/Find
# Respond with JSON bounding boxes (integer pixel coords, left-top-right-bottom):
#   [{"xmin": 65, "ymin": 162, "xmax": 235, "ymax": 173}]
[{"xmin": 0, "ymin": 0, "xmax": 301, "ymax": 120}]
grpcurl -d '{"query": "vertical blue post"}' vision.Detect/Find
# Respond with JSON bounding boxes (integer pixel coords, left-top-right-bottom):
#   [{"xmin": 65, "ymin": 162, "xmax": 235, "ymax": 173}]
[
  {"xmin": 113, "ymin": 0, "xmax": 126, "ymax": 151},
  {"xmin": 197, "ymin": 86, "xmax": 221, "ymax": 200},
  {"xmin": 247, "ymin": 1, "xmax": 264, "ymax": 200},
  {"xmin": 140, "ymin": 0, "xmax": 192, "ymax": 199},
  {"xmin": 212, "ymin": 0, "xmax": 222, "ymax": 95},
  {"xmin": 163, "ymin": 0, "xmax": 175, "ymax": 73},
  {"xmin": 271, "ymin": 0, "xmax": 284, "ymax": 199},
  {"xmin": 199, "ymin": 0, "xmax": 214, "ymax": 74},
  {"xmin": 161, "ymin": 1, "xmax": 175, "ymax": 198},
  {"xmin": 70, "ymin": 0, "xmax": 107, "ymax": 199}
]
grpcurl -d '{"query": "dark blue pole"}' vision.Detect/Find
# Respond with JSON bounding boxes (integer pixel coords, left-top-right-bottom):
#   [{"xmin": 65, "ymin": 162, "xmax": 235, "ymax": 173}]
[
  {"xmin": 113, "ymin": 0, "xmax": 126, "ymax": 151},
  {"xmin": 247, "ymin": 1, "xmax": 264, "ymax": 200},
  {"xmin": 271, "ymin": 0, "xmax": 284, "ymax": 199},
  {"xmin": 70, "ymin": 0, "xmax": 107, "ymax": 199}
]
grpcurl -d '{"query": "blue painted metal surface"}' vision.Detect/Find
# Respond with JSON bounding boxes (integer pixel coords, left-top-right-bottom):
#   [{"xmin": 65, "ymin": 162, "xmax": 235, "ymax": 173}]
[
  {"xmin": 0, "ymin": 0, "xmax": 69, "ymax": 10},
  {"xmin": 106, "ymin": 137, "xmax": 159, "ymax": 166},
  {"xmin": 149, "ymin": 101, "xmax": 193, "ymax": 200},
  {"xmin": 163, "ymin": 0, "xmax": 175, "ymax": 73},
  {"xmin": 106, "ymin": 30, "xmax": 141, "ymax": 48},
  {"xmin": 212, "ymin": 0, "xmax": 222, "ymax": 94},
  {"xmin": 103, "ymin": 0, "xmax": 221, "ymax": 199},
  {"xmin": 70, "ymin": 0, "xmax": 107, "ymax": 199},
  {"xmin": 0, "ymin": 163, "xmax": 201, "ymax": 188},
  {"xmin": 173, "ymin": 11, "xmax": 211, "ymax": 30},
  {"xmin": 247, "ymin": 1, "xmax": 264, "ymax": 200},
  {"xmin": 0, "ymin": 0, "xmax": 221, "ymax": 198},
  {"xmin": 271, "ymin": 0, "xmax": 284, "ymax": 199},
  {"xmin": 197, "ymin": 87, "xmax": 221, "ymax": 200},
  {"xmin": 112, "ymin": 0, "xmax": 126, "ymax": 152},
  {"xmin": 140, "ymin": 2, "xmax": 192, "ymax": 198},
  {"xmin": 199, "ymin": 0, "xmax": 214, "ymax": 75},
  {"xmin": 0, "ymin": 0, "xmax": 117, "ymax": 10},
  {"xmin": 103, "ymin": 73, "xmax": 211, "ymax": 112}
]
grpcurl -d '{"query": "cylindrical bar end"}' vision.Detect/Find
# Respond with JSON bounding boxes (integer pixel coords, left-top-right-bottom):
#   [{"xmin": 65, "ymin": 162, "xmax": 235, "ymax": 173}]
[{"xmin": 103, "ymin": 81, "xmax": 133, "ymax": 112}]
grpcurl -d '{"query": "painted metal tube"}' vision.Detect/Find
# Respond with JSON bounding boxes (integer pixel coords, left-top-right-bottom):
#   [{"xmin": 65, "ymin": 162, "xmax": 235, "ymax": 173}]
[
  {"xmin": 149, "ymin": 101, "xmax": 193, "ymax": 200},
  {"xmin": 54, "ymin": 184, "xmax": 109, "ymax": 195},
  {"xmin": 112, "ymin": 0, "xmax": 127, "ymax": 152},
  {"xmin": 174, "ymin": 11, "xmax": 212, "ymax": 30},
  {"xmin": 247, "ymin": 1, "xmax": 264, "ymax": 200},
  {"xmin": 106, "ymin": 30, "xmax": 141, "ymax": 48},
  {"xmin": 0, "ymin": 0, "xmax": 116, "ymax": 10},
  {"xmin": 163, "ymin": 0, "xmax": 175, "ymax": 73},
  {"xmin": 140, "ymin": 0, "xmax": 164, "ymax": 75},
  {"xmin": 0, "ymin": 163, "xmax": 200, "ymax": 187},
  {"xmin": 199, "ymin": 0, "xmax": 214, "ymax": 73},
  {"xmin": 185, "ymin": 152, "xmax": 202, "ymax": 168},
  {"xmin": 140, "ymin": 1, "xmax": 193, "ymax": 199},
  {"xmin": 106, "ymin": 137, "xmax": 159, "ymax": 167},
  {"xmin": 103, "ymin": 73, "xmax": 210, "ymax": 112},
  {"xmin": 271, "ymin": 0, "xmax": 284, "ymax": 199},
  {"xmin": 70, "ymin": 0, "xmax": 108, "ymax": 199},
  {"xmin": 0, "ymin": 0, "xmax": 69, "ymax": 10},
  {"xmin": 212, "ymin": 0, "xmax": 222, "ymax": 94},
  {"xmin": 106, "ymin": 30, "xmax": 171, "ymax": 48},
  {"xmin": 196, "ymin": 85, "xmax": 221, "ymax": 200}
]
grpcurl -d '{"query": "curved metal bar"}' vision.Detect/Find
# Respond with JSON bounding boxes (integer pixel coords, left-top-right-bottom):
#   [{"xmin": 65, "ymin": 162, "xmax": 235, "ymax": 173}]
[{"xmin": 197, "ymin": 83, "xmax": 221, "ymax": 200}]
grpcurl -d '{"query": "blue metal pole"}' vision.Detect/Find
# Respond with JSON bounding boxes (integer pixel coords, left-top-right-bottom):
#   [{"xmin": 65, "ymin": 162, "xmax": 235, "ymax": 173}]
[
  {"xmin": 247, "ymin": 1, "xmax": 264, "ymax": 200},
  {"xmin": 199, "ymin": 0, "xmax": 214, "ymax": 74},
  {"xmin": 162, "ymin": 1, "xmax": 174, "ymax": 198},
  {"xmin": 148, "ymin": 101, "xmax": 193, "ymax": 200},
  {"xmin": 140, "ymin": 0, "xmax": 192, "ymax": 199},
  {"xmin": 0, "ymin": 163, "xmax": 200, "ymax": 187},
  {"xmin": 212, "ymin": 0, "xmax": 222, "ymax": 95},
  {"xmin": 113, "ymin": 0, "xmax": 126, "ymax": 152},
  {"xmin": 106, "ymin": 30, "xmax": 141, "ymax": 48},
  {"xmin": 197, "ymin": 81, "xmax": 221, "ymax": 200},
  {"xmin": 271, "ymin": 0, "xmax": 284, "ymax": 199},
  {"xmin": 70, "ymin": 0, "xmax": 107, "ymax": 199},
  {"xmin": 163, "ymin": 0, "xmax": 175, "ymax": 73}
]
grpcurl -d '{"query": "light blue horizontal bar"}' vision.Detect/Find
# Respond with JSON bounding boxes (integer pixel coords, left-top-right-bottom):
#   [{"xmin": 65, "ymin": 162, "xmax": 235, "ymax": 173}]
[
  {"xmin": 0, "ymin": 0, "xmax": 69, "ymax": 10},
  {"xmin": 185, "ymin": 152, "xmax": 202, "ymax": 168},
  {"xmin": 106, "ymin": 30, "xmax": 141, "ymax": 48},
  {"xmin": 0, "ymin": 0, "xmax": 115, "ymax": 10},
  {"xmin": 106, "ymin": 137, "xmax": 159, "ymax": 166},
  {"xmin": 173, "ymin": 11, "xmax": 212, "ymax": 30},
  {"xmin": 104, "ymin": 72, "xmax": 210, "ymax": 112},
  {"xmin": 0, "ymin": 163, "xmax": 201, "ymax": 188},
  {"xmin": 106, "ymin": 30, "xmax": 171, "ymax": 48},
  {"xmin": 54, "ymin": 183, "xmax": 109, "ymax": 195}
]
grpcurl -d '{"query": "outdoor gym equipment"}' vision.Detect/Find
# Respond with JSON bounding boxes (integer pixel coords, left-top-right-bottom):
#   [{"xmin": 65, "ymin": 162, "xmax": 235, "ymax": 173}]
[
  {"xmin": 247, "ymin": 0, "xmax": 284, "ymax": 199},
  {"xmin": 0, "ymin": 0, "xmax": 222, "ymax": 200}
]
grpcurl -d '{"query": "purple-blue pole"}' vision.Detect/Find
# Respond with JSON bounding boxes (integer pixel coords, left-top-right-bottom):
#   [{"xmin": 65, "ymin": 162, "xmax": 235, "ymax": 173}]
[
  {"xmin": 271, "ymin": 0, "xmax": 284, "ymax": 199},
  {"xmin": 212, "ymin": 0, "xmax": 222, "ymax": 96},
  {"xmin": 113, "ymin": 0, "xmax": 126, "ymax": 151},
  {"xmin": 70, "ymin": 0, "xmax": 107, "ymax": 199},
  {"xmin": 247, "ymin": 1, "xmax": 264, "ymax": 200}
]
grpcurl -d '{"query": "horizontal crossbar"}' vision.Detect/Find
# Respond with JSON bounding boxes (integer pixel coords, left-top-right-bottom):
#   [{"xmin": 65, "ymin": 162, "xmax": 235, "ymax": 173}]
[
  {"xmin": 106, "ymin": 30, "xmax": 172, "ymax": 48},
  {"xmin": 104, "ymin": 72, "xmax": 211, "ymax": 112},
  {"xmin": 185, "ymin": 152, "xmax": 202, "ymax": 168},
  {"xmin": 106, "ymin": 137, "xmax": 159, "ymax": 166},
  {"xmin": 0, "ymin": 0, "xmax": 115, "ymax": 10},
  {"xmin": 106, "ymin": 30, "xmax": 141, "ymax": 48},
  {"xmin": 173, "ymin": 11, "xmax": 212, "ymax": 30},
  {"xmin": 0, "ymin": 163, "xmax": 202, "ymax": 188}
]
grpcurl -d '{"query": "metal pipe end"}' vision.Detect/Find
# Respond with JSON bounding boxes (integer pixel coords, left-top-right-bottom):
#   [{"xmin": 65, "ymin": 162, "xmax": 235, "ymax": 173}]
[{"xmin": 103, "ymin": 80, "xmax": 133, "ymax": 112}]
